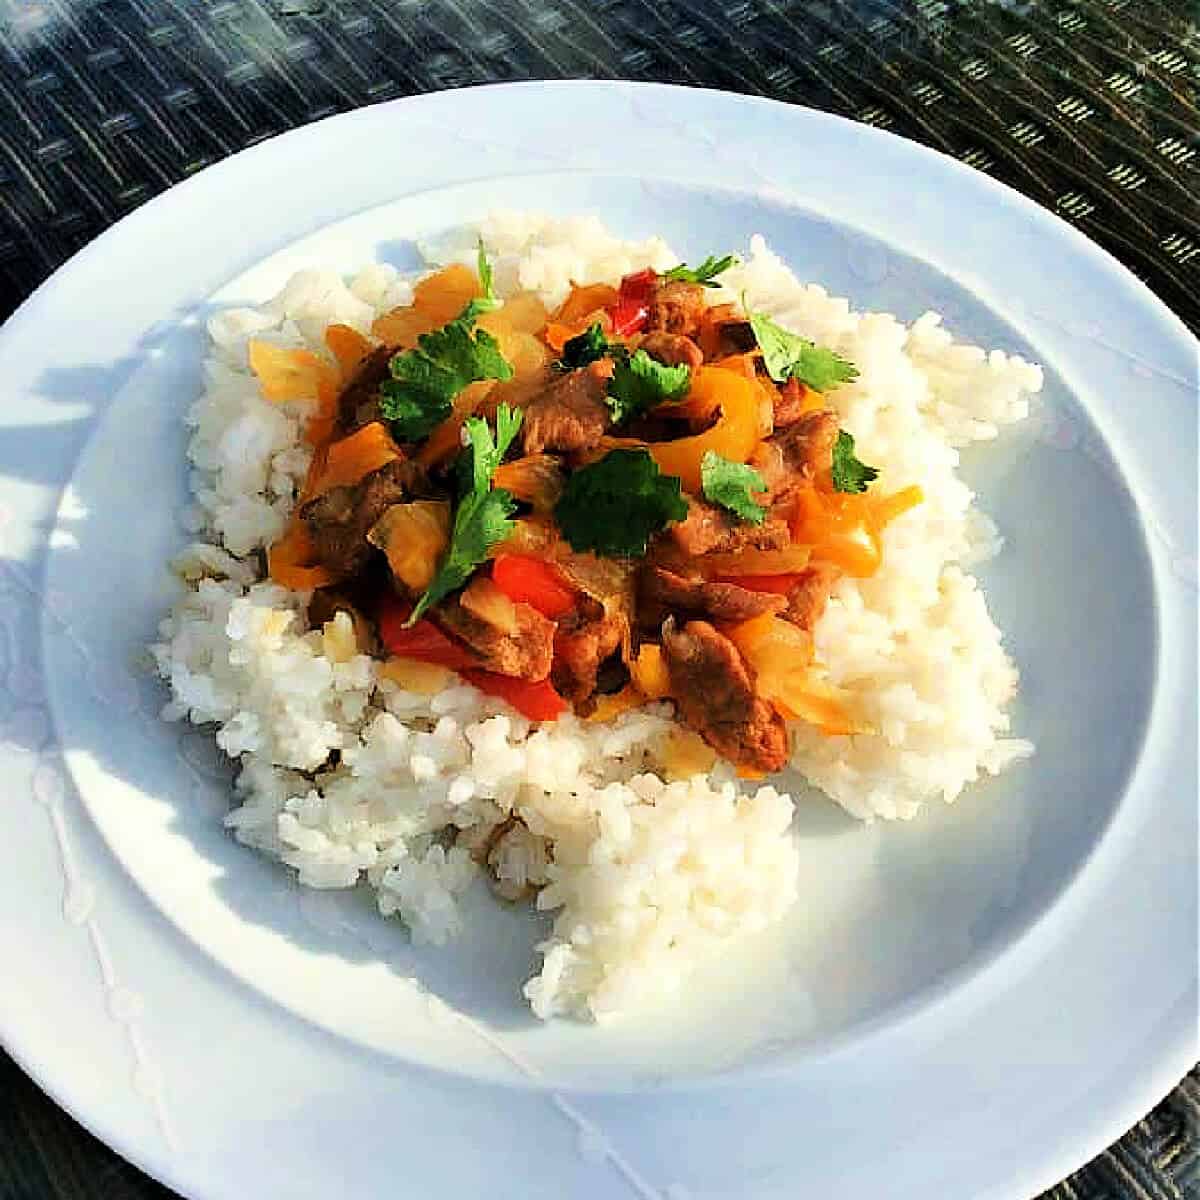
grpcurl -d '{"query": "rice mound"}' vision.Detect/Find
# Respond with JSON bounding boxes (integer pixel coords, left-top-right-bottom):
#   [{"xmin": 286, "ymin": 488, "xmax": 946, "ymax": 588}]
[{"xmin": 152, "ymin": 212, "xmax": 1039, "ymax": 1021}]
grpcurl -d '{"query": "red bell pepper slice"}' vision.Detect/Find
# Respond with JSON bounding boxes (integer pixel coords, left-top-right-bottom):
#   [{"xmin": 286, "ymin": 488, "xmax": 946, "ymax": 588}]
[
  {"xmin": 715, "ymin": 573, "xmax": 804, "ymax": 596},
  {"xmin": 607, "ymin": 267, "xmax": 658, "ymax": 337},
  {"xmin": 377, "ymin": 597, "xmax": 477, "ymax": 670},
  {"xmin": 461, "ymin": 670, "xmax": 568, "ymax": 722},
  {"xmin": 491, "ymin": 555, "xmax": 576, "ymax": 618}
]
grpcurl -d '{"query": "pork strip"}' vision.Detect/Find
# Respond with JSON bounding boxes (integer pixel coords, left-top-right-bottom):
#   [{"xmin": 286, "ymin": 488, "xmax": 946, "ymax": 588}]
[
  {"xmin": 755, "ymin": 408, "xmax": 840, "ymax": 495},
  {"xmin": 522, "ymin": 361, "xmax": 612, "ymax": 456},
  {"xmin": 665, "ymin": 495, "xmax": 791, "ymax": 558},
  {"xmin": 639, "ymin": 331, "xmax": 704, "ymax": 370},
  {"xmin": 551, "ymin": 605, "xmax": 627, "ymax": 703},
  {"xmin": 434, "ymin": 596, "xmax": 555, "ymax": 681},
  {"xmin": 660, "ymin": 618, "xmax": 788, "ymax": 774},
  {"xmin": 771, "ymin": 378, "xmax": 812, "ymax": 430},
  {"xmin": 783, "ymin": 562, "xmax": 842, "ymax": 632},
  {"xmin": 647, "ymin": 280, "xmax": 706, "ymax": 337},
  {"xmin": 300, "ymin": 457, "xmax": 430, "ymax": 578},
  {"xmin": 638, "ymin": 566, "xmax": 785, "ymax": 628}
]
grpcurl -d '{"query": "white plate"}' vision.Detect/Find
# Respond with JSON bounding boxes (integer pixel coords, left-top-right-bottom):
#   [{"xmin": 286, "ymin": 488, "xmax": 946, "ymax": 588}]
[{"xmin": 0, "ymin": 82, "xmax": 1194, "ymax": 1199}]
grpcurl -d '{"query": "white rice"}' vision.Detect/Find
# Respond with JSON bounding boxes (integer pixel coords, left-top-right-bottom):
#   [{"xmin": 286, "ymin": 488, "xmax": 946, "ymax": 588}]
[{"xmin": 152, "ymin": 212, "xmax": 1039, "ymax": 1020}]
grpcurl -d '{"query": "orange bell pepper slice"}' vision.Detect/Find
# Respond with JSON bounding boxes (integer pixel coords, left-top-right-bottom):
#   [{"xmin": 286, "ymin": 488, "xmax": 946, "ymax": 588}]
[
  {"xmin": 324, "ymin": 323, "xmax": 374, "ymax": 379},
  {"xmin": 628, "ymin": 643, "xmax": 671, "ymax": 700},
  {"xmin": 647, "ymin": 365, "xmax": 764, "ymax": 493},
  {"xmin": 247, "ymin": 340, "xmax": 337, "ymax": 403},
  {"xmin": 416, "ymin": 380, "xmax": 495, "ymax": 468},
  {"xmin": 306, "ymin": 422, "xmax": 402, "ymax": 499},
  {"xmin": 584, "ymin": 686, "xmax": 647, "ymax": 723},
  {"xmin": 248, "ymin": 330, "xmax": 380, "ymax": 450},
  {"xmin": 869, "ymin": 484, "xmax": 924, "ymax": 531},
  {"xmin": 785, "ymin": 482, "xmax": 924, "ymax": 578},
  {"xmin": 552, "ymin": 282, "xmax": 620, "ymax": 327},
  {"xmin": 267, "ymin": 518, "xmax": 336, "ymax": 591},
  {"xmin": 305, "ymin": 379, "xmax": 338, "ymax": 449},
  {"xmin": 371, "ymin": 263, "xmax": 482, "ymax": 348},
  {"xmin": 544, "ymin": 314, "xmax": 611, "ymax": 354}
]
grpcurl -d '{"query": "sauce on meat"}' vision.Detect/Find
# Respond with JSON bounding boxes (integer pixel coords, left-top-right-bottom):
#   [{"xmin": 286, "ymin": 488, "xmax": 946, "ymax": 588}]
[{"xmin": 262, "ymin": 259, "xmax": 919, "ymax": 775}]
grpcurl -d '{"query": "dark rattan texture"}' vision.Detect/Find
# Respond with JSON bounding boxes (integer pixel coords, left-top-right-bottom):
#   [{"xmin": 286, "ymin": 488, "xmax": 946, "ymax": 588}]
[{"xmin": 0, "ymin": 2, "xmax": 1196, "ymax": 1198}]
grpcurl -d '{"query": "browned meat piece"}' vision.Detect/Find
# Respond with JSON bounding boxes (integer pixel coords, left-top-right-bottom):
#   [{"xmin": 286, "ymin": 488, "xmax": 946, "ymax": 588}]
[
  {"xmin": 434, "ymin": 596, "xmax": 555, "ymax": 681},
  {"xmin": 638, "ymin": 566, "xmax": 785, "ymax": 628},
  {"xmin": 748, "ymin": 408, "xmax": 840, "ymax": 502},
  {"xmin": 771, "ymin": 378, "xmax": 810, "ymax": 429},
  {"xmin": 522, "ymin": 361, "xmax": 612, "ymax": 456},
  {"xmin": 746, "ymin": 441, "xmax": 790, "ymax": 502},
  {"xmin": 774, "ymin": 409, "xmax": 840, "ymax": 479},
  {"xmin": 647, "ymin": 280, "xmax": 706, "ymax": 336},
  {"xmin": 710, "ymin": 318, "xmax": 757, "ymax": 358},
  {"xmin": 551, "ymin": 606, "xmax": 626, "ymax": 703},
  {"xmin": 300, "ymin": 458, "xmax": 429, "ymax": 577},
  {"xmin": 639, "ymin": 331, "xmax": 704, "ymax": 370},
  {"xmin": 307, "ymin": 588, "xmax": 350, "ymax": 630},
  {"xmin": 661, "ymin": 619, "xmax": 788, "ymax": 774},
  {"xmin": 336, "ymin": 345, "xmax": 394, "ymax": 434},
  {"xmin": 783, "ymin": 562, "xmax": 842, "ymax": 632},
  {"xmin": 665, "ymin": 495, "xmax": 791, "ymax": 558}
]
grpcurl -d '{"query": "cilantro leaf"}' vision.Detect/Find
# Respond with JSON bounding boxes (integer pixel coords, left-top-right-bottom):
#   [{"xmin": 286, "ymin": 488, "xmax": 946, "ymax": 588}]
[
  {"xmin": 466, "ymin": 398, "xmax": 523, "ymax": 486},
  {"xmin": 457, "ymin": 241, "xmax": 502, "ymax": 323},
  {"xmin": 476, "ymin": 238, "xmax": 495, "ymax": 300},
  {"xmin": 380, "ymin": 306, "xmax": 513, "ymax": 442},
  {"xmin": 745, "ymin": 307, "xmax": 859, "ymax": 391},
  {"xmin": 700, "ymin": 451, "xmax": 768, "ymax": 525},
  {"xmin": 378, "ymin": 384, "xmax": 452, "ymax": 442},
  {"xmin": 557, "ymin": 322, "xmax": 616, "ymax": 372},
  {"xmin": 407, "ymin": 489, "xmax": 516, "ymax": 624},
  {"xmin": 407, "ymin": 405, "xmax": 523, "ymax": 624},
  {"xmin": 830, "ymin": 430, "xmax": 879, "ymax": 494},
  {"xmin": 662, "ymin": 254, "xmax": 738, "ymax": 287},
  {"xmin": 606, "ymin": 349, "xmax": 691, "ymax": 425},
  {"xmin": 554, "ymin": 449, "xmax": 688, "ymax": 558}
]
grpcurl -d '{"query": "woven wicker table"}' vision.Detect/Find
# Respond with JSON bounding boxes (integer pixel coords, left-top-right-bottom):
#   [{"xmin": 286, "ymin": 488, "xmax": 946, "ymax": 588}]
[{"xmin": 0, "ymin": 3, "xmax": 1196, "ymax": 1198}]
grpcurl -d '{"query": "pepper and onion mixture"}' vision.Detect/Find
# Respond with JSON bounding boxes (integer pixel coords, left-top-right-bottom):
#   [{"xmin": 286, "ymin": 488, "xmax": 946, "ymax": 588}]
[{"xmin": 250, "ymin": 247, "xmax": 923, "ymax": 776}]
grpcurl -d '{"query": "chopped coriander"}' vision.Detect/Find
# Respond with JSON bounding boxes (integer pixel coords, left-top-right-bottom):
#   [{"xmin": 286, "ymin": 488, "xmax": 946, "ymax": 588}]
[
  {"xmin": 450, "ymin": 442, "xmax": 477, "ymax": 502},
  {"xmin": 557, "ymin": 322, "xmax": 620, "ymax": 372},
  {"xmin": 468, "ymin": 401, "xmax": 523, "ymax": 485},
  {"xmin": 457, "ymin": 240, "xmax": 502, "ymax": 323},
  {"xmin": 662, "ymin": 254, "xmax": 738, "ymax": 287},
  {"xmin": 406, "ymin": 404, "xmax": 523, "ymax": 624},
  {"xmin": 554, "ymin": 449, "xmax": 688, "ymax": 557},
  {"xmin": 380, "ymin": 298, "xmax": 513, "ymax": 441},
  {"xmin": 476, "ymin": 239, "xmax": 495, "ymax": 300},
  {"xmin": 745, "ymin": 306, "xmax": 859, "ymax": 392},
  {"xmin": 830, "ymin": 430, "xmax": 879, "ymax": 494},
  {"xmin": 700, "ymin": 451, "xmax": 767, "ymax": 525},
  {"xmin": 606, "ymin": 349, "xmax": 690, "ymax": 425}
]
